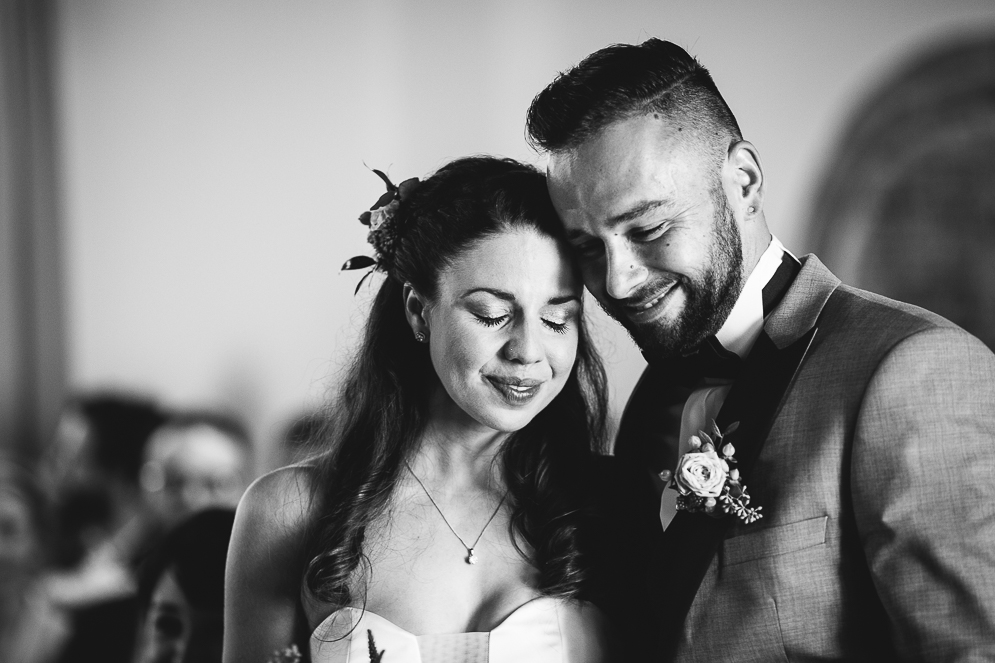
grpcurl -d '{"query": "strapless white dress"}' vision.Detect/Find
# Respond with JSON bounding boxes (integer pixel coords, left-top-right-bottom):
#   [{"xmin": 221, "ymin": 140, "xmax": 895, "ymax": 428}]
[{"xmin": 309, "ymin": 597, "xmax": 612, "ymax": 663}]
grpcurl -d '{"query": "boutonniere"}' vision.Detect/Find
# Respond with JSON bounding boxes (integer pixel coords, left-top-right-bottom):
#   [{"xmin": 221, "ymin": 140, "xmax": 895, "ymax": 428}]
[{"xmin": 660, "ymin": 420, "xmax": 763, "ymax": 524}]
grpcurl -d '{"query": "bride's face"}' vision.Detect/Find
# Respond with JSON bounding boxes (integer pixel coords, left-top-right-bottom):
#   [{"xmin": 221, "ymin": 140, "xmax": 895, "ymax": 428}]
[{"xmin": 419, "ymin": 227, "xmax": 582, "ymax": 433}]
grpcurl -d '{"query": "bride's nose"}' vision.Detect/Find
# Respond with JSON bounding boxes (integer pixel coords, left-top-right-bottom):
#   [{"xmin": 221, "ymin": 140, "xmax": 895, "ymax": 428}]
[{"xmin": 502, "ymin": 317, "xmax": 543, "ymax": 364}]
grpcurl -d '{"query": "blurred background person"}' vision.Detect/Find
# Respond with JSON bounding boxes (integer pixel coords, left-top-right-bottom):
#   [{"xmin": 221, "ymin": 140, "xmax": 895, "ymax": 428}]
[
  {"xmin": 808, "ymin": 34, "xmax": 995, "ymax": 350},
  {"xmin": 44, "ymin": 394, "xmax": 165, "ymax": 595},
  {"xmin": 133, "ymin": 508, "xmax": 235, "ymax": 663},
  {"xmin": 139, "ymin": 412, "xmax": 253, "ymax": 536},
  {"xmin": 0, "ymin": 455, "xmax": 70, "ymax": 663},
  {"xmin": 42, "ymin": 393, "xmax": 165, "ymax": 663},
  {"xmin": 43, "ymin": 403, "xmax": 252, "ymax": 663}
]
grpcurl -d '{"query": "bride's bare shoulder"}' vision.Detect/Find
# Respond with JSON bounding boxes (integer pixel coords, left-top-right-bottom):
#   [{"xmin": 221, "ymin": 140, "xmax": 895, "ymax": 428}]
[
  {"xmin": 225, "ymin": 466, "xmax": 325, "ymax": 660},
  {"xmin": 234, "ymin": 463, "xmax": 320, "ymax": 543}
]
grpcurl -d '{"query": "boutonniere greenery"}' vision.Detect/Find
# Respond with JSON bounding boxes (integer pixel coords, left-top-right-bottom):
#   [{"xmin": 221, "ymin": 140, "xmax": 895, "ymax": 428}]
[{"xmin": 660, "ymin": 420, "xmax": 763, "ymax": 524}]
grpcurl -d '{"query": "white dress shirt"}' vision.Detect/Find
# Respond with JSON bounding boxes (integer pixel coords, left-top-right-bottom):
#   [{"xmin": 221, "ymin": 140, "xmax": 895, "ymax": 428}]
[{"xmin": 659, "ymin": 236, "xmax": 791, "ymax": 530}]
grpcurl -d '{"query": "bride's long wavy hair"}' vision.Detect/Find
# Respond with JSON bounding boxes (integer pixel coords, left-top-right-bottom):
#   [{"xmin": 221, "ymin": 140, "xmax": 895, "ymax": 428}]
[{"xmin": 302, "ymin": 156, "xmax": 608, "ymax": 609}]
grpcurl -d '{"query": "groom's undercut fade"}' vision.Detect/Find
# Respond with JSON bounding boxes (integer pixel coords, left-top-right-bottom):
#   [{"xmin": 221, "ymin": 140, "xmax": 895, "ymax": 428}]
[{"xmin": 526, "ymin": 38, "xmax": 742, "ymax": 172}]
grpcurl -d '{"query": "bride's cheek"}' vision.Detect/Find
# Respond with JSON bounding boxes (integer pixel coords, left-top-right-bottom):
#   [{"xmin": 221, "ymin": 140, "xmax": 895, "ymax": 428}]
[
  {"xmin": 543, "ymin": 355, "xmax": 573, "ymax": 400},
  {"xmin": 554, "ymin": 335, "xmax": 580, "ymax": 375}
]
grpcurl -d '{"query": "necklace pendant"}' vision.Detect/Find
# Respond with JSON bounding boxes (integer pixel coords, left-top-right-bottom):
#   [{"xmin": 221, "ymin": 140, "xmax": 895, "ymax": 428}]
[{"xmin": 466, "ymin": 549, "xmax": 478, "ymax": 565}]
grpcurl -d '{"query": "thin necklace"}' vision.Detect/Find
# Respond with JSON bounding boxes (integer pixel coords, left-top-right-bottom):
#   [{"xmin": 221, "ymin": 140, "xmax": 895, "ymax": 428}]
[{"xmin": 405, "ymin": 462, "xmax": 508, "ymax": 565}]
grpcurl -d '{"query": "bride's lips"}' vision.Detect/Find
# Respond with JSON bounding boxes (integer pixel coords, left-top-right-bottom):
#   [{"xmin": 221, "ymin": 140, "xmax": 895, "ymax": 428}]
[
  {"xmin": 621, "ymin": 281, "xmax": 680, "ymax": 324},
  {"xmin": 485, "ymin": 376, "xmax": 544, "ymax": 406}
]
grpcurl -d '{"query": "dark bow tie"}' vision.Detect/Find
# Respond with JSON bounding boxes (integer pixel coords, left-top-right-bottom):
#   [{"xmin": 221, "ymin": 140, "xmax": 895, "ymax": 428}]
[
  {"xmin": 649, "ymin": 336, "xmax": 742, "ymax": 387},
  {"xmin": 643, "ymin": 251, "xmax": 801, "ymax": 388}
]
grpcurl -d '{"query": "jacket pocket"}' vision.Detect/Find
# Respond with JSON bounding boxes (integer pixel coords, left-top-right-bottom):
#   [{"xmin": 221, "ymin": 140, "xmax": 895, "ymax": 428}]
[{"xmin": 722, "ymin": 515, "xmax": 827, "ymax": 566}]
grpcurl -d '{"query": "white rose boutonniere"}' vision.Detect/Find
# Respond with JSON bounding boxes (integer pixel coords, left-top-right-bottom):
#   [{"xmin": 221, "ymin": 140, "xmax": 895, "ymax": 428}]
[
  {"xmin": 675, "ymin": 445, "xmax": 728, "ymax": 497},
  {"xmin": 661, "ymin": 420, "xmax": 763, "ymax": 525}
]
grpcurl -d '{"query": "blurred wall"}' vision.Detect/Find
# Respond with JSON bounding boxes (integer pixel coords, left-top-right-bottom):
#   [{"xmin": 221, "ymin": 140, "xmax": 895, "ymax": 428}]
[
  {"xmin": 1, "ymin": 0, "xmax": 65, "ymax": 457},
  {"xmin": 51, "ymin": 0, "xmax": 995, "ymax": 467}
]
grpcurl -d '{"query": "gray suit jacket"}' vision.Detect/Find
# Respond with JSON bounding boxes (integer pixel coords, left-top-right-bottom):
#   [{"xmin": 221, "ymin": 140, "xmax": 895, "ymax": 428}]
[{"xmin": 613, "ymin": 255, "xmax": 995, "ymax": 661}]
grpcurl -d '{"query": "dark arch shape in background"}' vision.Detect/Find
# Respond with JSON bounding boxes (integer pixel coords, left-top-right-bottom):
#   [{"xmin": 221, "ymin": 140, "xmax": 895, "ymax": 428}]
[{"xmin": 808, "ymin": 33, "xmax": 995, "ymax": 350}]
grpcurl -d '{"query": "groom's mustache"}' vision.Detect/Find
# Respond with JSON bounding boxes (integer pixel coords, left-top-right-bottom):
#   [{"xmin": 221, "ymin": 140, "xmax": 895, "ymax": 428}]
[{"xmin": 606, "ymin": 277, "xmax": 683, "ymax": 318}]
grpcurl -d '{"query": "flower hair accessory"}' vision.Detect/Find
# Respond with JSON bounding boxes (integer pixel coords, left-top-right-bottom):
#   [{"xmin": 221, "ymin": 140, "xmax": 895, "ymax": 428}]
[
  {"xmin": 659, "ymin": 420, "xmax": 763, "ymax": 525},
  {"xmin": 342, "ymin": 167, "xmax": 420, "ymax": 293}
]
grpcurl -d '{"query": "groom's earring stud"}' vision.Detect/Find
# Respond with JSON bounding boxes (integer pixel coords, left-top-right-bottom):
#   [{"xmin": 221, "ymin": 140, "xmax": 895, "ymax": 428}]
[
  {"xmin": 414, "ymin": 332, "xmax": 427, "ymax": 343},
  {"xmin": 747, "ymin": 205, "xmax": 757, "ymax": 215}
]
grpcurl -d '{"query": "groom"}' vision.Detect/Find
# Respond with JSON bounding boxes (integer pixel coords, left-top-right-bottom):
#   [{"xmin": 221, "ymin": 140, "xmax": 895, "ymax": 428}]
[{"xmin": 527, "ymin": 39, "xmax": 995, "ymax": 660}]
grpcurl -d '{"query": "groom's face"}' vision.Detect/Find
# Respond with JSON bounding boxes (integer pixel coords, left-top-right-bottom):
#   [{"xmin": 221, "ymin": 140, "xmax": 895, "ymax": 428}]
[{"xmin": 547, "ymin": 113, "xmax": 744, "ymax": 359}]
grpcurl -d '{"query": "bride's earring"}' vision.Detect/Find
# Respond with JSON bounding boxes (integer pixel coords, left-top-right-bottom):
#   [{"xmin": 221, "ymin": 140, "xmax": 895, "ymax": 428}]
[{"xmin": 414, "ymin": 331, "xmax": 427, "ymax": 343}]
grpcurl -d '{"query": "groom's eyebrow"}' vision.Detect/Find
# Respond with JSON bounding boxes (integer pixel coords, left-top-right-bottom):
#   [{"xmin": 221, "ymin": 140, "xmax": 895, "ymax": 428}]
[
  {"xmin": 604, "ymin": 199, "xmax": 672, "ymax": 229},
  {"xmin": 565, "ymin": 198, "xmax": 673, "ymax": 241}
]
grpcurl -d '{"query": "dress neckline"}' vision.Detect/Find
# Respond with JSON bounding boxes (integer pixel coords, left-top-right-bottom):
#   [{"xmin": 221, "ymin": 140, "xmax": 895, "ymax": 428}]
[{"xmin": 311, "ymin": 595, "xmax": 556, "ymax": 639}]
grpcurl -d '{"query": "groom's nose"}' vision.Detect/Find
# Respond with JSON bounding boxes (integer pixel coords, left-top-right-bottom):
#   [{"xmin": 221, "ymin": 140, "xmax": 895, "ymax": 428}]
[{"xmin": 604, "ymin": 243, "xmax": 647, "ymax": 300}]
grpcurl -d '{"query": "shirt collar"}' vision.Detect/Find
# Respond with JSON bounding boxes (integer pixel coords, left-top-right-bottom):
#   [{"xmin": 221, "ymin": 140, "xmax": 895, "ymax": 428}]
[{"xmin": 715, "ymin": 236, "xmax": 789, "ymax": 358}]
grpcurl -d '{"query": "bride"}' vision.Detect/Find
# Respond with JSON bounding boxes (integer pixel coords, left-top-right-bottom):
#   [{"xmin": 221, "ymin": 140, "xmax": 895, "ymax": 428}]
[{"xmin": 223, "ymin": 156, "xmax": 614, "ymax": 662}]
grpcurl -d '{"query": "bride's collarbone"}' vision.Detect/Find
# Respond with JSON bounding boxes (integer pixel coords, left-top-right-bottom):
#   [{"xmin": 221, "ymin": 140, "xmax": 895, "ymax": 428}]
[
  {"xmin": 348, "ymin": 509, "xmax": 539, "ymax": 634},
  {"xmin": 303, "ymin": 484, "xmax": 539, "ymax": 634},
  {"xmin": 368, "ymin": 505, "xmax": 534, "ymax": 578},
  {"xmin": 379, "ymin": 482, "xmax": 521, "ymax": 560}
]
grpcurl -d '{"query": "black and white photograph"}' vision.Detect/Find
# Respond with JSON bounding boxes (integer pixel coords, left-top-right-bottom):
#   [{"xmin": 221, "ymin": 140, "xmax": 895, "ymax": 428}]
[{"xmin": 2, "ymin": 1, "xmax": 995, "ymax": 661}]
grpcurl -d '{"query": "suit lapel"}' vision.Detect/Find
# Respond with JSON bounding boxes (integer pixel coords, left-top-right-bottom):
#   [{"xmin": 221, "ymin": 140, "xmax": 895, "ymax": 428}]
[
  {"xmin": 655, "ymin": 325, "xmax": 819, "ymax": 657},
  {"xmin": 714, "ymin": 328, "xmax": 817, "ymax": 470}
]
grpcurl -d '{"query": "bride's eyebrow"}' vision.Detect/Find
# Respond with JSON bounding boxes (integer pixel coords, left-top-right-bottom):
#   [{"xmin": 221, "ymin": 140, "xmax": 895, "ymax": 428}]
[
  {"xmin": 460, "ymin": 287, "xmax": 514, "ymax": 301},
  {"xmin": 458, "ymin": 289, "xmax": 579, "ymax": 307},
  {"xmin": 547, "ymin": 295, "xmax": 581, "ymax": 306}
]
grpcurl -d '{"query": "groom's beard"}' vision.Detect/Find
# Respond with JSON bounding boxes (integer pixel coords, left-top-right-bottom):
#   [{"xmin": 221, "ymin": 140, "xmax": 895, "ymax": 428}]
[{"xmin": 602, "ymin": 194, "xmax": 744, "ymax": 360}]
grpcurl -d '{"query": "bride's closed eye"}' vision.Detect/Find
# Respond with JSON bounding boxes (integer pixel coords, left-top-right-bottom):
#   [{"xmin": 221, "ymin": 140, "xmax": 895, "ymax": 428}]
[
  {"xmin": 542, "ymin": 318, "xmax": 569, "ymax": 334},
  {"xmin": 473, "ymin": 311, "xmax": 573, "ymax": 334},
  {"xmin": 540, "ymin": 309, "xmax": 576, "ymax": 334},
  {"xmin": 475, "ymin": 313, "xmax": 509, "ymax": 328}
]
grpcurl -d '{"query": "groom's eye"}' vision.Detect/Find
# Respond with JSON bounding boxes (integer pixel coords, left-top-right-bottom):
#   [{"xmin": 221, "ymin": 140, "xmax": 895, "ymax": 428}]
[
  {"xmin": 632, "ymin": 223, "xmax": 666, "ymax": 241},
  {"xmin": 574, "ymin": 239, "xmax": 604, "ymax": 259}
]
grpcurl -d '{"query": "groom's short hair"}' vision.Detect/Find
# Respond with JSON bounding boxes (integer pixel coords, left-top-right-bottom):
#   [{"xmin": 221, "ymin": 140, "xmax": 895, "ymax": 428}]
[{"xmin": 526, "ymin": 38, "xmax": 742, "ymax": 169}]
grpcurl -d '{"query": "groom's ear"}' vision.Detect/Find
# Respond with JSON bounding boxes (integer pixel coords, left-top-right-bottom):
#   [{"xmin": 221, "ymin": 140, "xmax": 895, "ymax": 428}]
[
  {"xmin": 402, "ymin": 283, "xmax": 430, "ymax": 337},
  {"xmin": 723, "ymin": 140, "xmax": 765, "ymax": 218}
]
